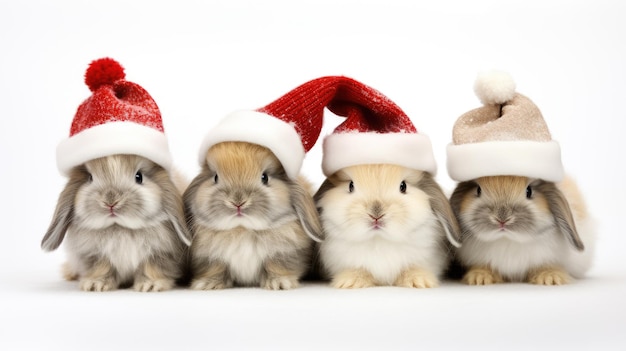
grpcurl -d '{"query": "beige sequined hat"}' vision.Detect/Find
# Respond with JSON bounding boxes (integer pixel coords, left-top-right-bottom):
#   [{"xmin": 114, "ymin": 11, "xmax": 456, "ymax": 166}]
[{"xmin": 446, "ymin": 71, "xmax": 564, "ymax": 182}]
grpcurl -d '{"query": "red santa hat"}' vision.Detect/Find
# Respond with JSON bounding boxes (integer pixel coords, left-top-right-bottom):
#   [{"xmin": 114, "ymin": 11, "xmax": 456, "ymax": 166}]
[
  {"xmin": 56, "ymin": 58, "xmax": 172, "ymax": 175},
  {"xmin": 199, "ymin": 76, "xmax": 435, "ymax": 179},
  {"xmin": 320, "ymin": 78, "xmax": 436, "ymax": 177},
  {"xmin": 197, "ymin": 76, "xmax": 340, "ymax": 179}
]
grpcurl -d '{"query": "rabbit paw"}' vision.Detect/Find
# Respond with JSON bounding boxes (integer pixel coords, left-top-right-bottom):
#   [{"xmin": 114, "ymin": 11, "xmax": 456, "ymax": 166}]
[
  {"xmin": 262, "ymin": 276, "xmax": 299, "ymax": 290},
  {"xmin": 133, "ymin": 279, "xmax": 174, "ymax": 292},
  {"xmin": 79, "ymin": 278, "xmax": 115, "ymax": 292},
  {"xmin": 528, "ymin": 267, "xmax": 570, "ymax": 285},
  {"xmin": 395, "ymin": 268, "xmax": 439, "ymax": 288},
  {"xmin": 190, "ymin": 278, "xmax": 233, "ymax": 290},
  {"xmin": 62, "ymin": 262, "xmax": 79, "ymax": 281},
  {"xmin": 332, "ymin": 269, "xmax": 376, "ymax": 289},
  {"xmin": 463, "ymin": 266, "xmax": 503, "ymax": 285}
]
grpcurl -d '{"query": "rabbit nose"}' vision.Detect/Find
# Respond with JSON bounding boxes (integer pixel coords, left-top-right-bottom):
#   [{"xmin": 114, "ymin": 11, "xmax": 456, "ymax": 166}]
[
  {"xmin": 231, "ymin": 191, "xmax": 248, "ymax": 205},
  {"xmin": 496, "ymin": 207, "xmax": 513, "ymax": 221},
  {"xmin": 104, "ymin": 190, "xmax": 120, "ymax": 204},
  {"xmin": 370, "ymin": 201, "xmax": 384, "ymax": 218},
  {"xmin": 231, "ymin": 201, "xmax": 246, "ymax": 208}
]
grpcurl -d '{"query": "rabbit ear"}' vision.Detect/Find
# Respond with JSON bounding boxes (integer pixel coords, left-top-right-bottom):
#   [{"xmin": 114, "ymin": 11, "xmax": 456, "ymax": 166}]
[
  {"xmin": 313, "ymin": 178, "xmax": 335, "ymax": 205},
  {"xmin": 537, "ymin": 181, "xmax": 584, "ymax": 251},
  {"xmin": 164, "ymin": 194, "xmax": 192, "ymax": 246},
  {"xmin": 41, "ymin": 169, "xmax": 85, "ymax": 251},
  {"xmin": 182, "ymin": 169, "xmax": 212, "ymax": 233},
  {"xmin": 291, "ymin": 178, "xmax": 325, "ymax": 242},
  {"xmin": 161, "ymin": 175, "xmax": 192, "ymax": 246},
  {"xmin": 418, "ymin": 173, "xmax": 462, "ymax": 248}
]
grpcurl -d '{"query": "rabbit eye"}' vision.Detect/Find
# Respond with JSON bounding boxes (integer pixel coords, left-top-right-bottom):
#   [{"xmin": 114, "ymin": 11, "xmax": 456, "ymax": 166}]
[
  {"xmin": 400, "ymin": 181, "xmax": 407, "ymax": 194},
  {"xmin": 87, "ymin": 173, "xmax": 93, "ymax": 183},
  {"xmin": 261, "ymin": 173, "xmax": 269, "ymax": 185},
  {"xmin": 135, "ymin": 171, "xmax": 143, "ymax": 184},
  {"xmin": 214, "ymin": 174, "xmax": 218, "ymax": 184},
  {"xmin": 348, "ymin": 181, "xmax": 354, "ymax": 193},
  {"xmin": 526, "ymin": 186, "xmax": 533, "ymax": 199},
  {"xmin": 476, "ymin": 186, "xmax": 482, "ymax": 197}
]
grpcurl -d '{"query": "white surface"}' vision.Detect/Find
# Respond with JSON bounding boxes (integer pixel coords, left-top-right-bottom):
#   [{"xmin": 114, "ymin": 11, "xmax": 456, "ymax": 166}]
[{"xmin": 1, "ymin": 0, "xmax": 625, "ymax": 350}]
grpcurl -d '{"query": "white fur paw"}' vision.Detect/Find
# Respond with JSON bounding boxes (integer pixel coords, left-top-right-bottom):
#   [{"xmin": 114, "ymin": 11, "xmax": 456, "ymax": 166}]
[
  {"xmin": 395, "ymin": 269, "xmax": 439, "ymax": 289},
  {"xmin": 190, "ymin": 278, "xmax": 232, "ymax": 290},
  {"xmin": 262, "ymin": 276, "xmax": 299, "ymax": 290},
  {"xmin": 332, "ymin": 270, "xmax": 376, "ymax": 289},
  {"xmin": 79, "ymin": 279, "xmax": 115, "ymax": 292},
  {"xmin": 133, "ymin": 279, "xmax": 174, "ymax": 292},
  {"xmin": 463, "ymin": 267, "xmax": 503, "ymax": 285},
  {"xmin": 528, "ymin": 268, "xmax": 570, "ymax": 286},
  {"xmin": 61, "ymin": 262, "xmax": 79, "ymax": 281}
]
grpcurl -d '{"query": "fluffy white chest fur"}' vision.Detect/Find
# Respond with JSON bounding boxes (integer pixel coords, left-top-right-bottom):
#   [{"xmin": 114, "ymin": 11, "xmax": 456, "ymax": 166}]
[
  {"xmin": 65, "ymin": 225, "xmax": 171, "ymax": 282},
  {"xmin": 458, "ymin": 229, "xmax": 566, "ymax": 280},
  {"xmin": 320, "ymin": 221, "xmax": 447, "ymax": 285},
  {"xmin": 457, "ymin": 215, "xmax": 595, "ymax": 281},
  {"xmin": 205, "ymin": 224, "xmax": 303, "ymax": 285},
  {"xmin": 220, "ymin": 236, "xmax": 267, "ymax": 285}
]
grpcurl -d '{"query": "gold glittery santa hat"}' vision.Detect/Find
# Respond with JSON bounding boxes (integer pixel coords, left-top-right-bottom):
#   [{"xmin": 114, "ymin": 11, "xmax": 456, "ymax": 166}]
[{"xmin": 446, "ymin": 71, "xmax": 564, "ymax": 182}]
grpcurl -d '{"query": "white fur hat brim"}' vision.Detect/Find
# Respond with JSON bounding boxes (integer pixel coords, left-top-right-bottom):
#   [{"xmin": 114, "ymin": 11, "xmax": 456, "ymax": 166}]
[
  {"xmin": 322, "ymin": 132, "xmax": 437, "ymax": 176},
  {"xmin": 56, "ymin": 121, "xmax": 172, "ymax": 175},
  {"xmin": 446, "ymin": 140, "xmax": 564, "ymax": 182},
  {"xmin": 198, "ymin": 110, "xmax": 305, "ymax": 180}
]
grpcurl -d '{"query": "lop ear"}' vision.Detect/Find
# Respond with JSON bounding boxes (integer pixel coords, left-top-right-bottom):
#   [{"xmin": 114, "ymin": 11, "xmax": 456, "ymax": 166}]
[
  {"xmin": 537, "ymin": 181, "xmax": 584, "ymax": 251},
  {"xmin": 313, "ymin": 178, "xmax": 335, "ymax": 205},
  {"xmin": 160, "ymin": 171, "xmax": 193, "ymax": 246},
  {"xmin": 291, "ymin": 177, "xmax": 324, "ymax": 242},
  {"xmin": 182, "ymin": 168, "xmax": 212, "ymax": 237},
  {"xmin": 418, "ymin": 173, "xmax": 462, "ymax": 248},
  {"xmin": 41, "ymin": 168, "xmax": 86, "ymax": 251}
]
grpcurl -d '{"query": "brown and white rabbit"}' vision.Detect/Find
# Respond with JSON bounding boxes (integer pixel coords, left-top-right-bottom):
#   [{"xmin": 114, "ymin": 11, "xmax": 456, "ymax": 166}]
[
  {"xmin": 183, "ymin": 141, "xmax": 324, "ymax": 290},
  {"xmin": 314, "ymin": 164, "xmax": 461, "ymax": 289},
  {"xmin": 41, "ymin": 155, "xmax": 192, "ymax": 292},
  {"xmin": 450, "ymin": 176, "xmax": 595, "ymax": 285}
]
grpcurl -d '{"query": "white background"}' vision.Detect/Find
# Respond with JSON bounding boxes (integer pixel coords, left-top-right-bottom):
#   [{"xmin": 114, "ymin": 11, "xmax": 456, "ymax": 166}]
[{"xmin": 1, "ymin": 0, "xmax": 625, "ymax": 350}]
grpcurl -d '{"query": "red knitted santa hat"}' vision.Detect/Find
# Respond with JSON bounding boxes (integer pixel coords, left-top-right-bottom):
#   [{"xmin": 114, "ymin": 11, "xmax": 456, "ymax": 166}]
[
  {"xmin": 56, "ymin": 58, "xmax": 172, "ymax": 175},
  {"xmin": 199, "ymin": 76, "xmax": 435, "ymax": 179},
  {"xmin": 321, "ymin": 78, "xmax": 436, "ymax": 177},
  {"xmin": 198, "ymin": 76, "xmax": 336, "ymax": 179}
]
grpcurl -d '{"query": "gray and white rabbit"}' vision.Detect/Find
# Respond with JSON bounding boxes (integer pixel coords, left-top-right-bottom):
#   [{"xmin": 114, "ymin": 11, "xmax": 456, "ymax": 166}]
[{"xmin": 41, "ymin": 154, "xmax": 191, "ymax": 292}]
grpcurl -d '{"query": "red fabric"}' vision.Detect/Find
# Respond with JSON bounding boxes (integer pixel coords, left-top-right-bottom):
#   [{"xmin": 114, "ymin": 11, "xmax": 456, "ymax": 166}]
[
  {"xmin": 84, "ymin": 57, "xmax": 126, "ymax": 92},
  {"xmin": 258, "ymin": 76, "xmax": 417, "ymax": 152},
  {"xmin": 70, "ymin": 58, "xmax": 163, "ymax": 136}
]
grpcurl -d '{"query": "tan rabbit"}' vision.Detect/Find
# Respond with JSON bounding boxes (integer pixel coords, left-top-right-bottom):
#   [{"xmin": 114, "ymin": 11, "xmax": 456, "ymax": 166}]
[
  {"xmin": 315, "ymin": 164, "xmax": 461, "ymax": 289},
  {"xmin": 41, "ymin": 155, "xmax": 191, "ymax": 292},
  {"xmin": 450, "ymin": 176, "xmax": 595, "ymax": 285},
  {"xmin": 446, "ymin": 71, "xmax": 596, "ymax": 285},
  {"xmin": 184, "ymin": 142, "xmax": 324, "ymax": 290}
]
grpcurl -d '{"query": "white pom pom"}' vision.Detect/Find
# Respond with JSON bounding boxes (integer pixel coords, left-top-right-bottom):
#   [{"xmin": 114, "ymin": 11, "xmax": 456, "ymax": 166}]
[{"xmin": 473, "ymin": 70, "xmax": 516, "ymax": 105}]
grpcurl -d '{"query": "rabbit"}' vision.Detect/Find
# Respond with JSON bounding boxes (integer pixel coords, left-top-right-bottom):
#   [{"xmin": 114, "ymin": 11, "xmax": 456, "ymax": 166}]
[
  {"xmin": 41, "ymin": 154, "xmax": 192, "ymax": 292},
  {"xmin": 314, "ymin": 164, "xmax": 462, "ymax": 289},
  {"xmin": 449, "ymin": 175, "xmax": 595, "ymax": 285},
  {"xmin": 183, "ymin": 141, "xmax": 324, "ymax": 290}
]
